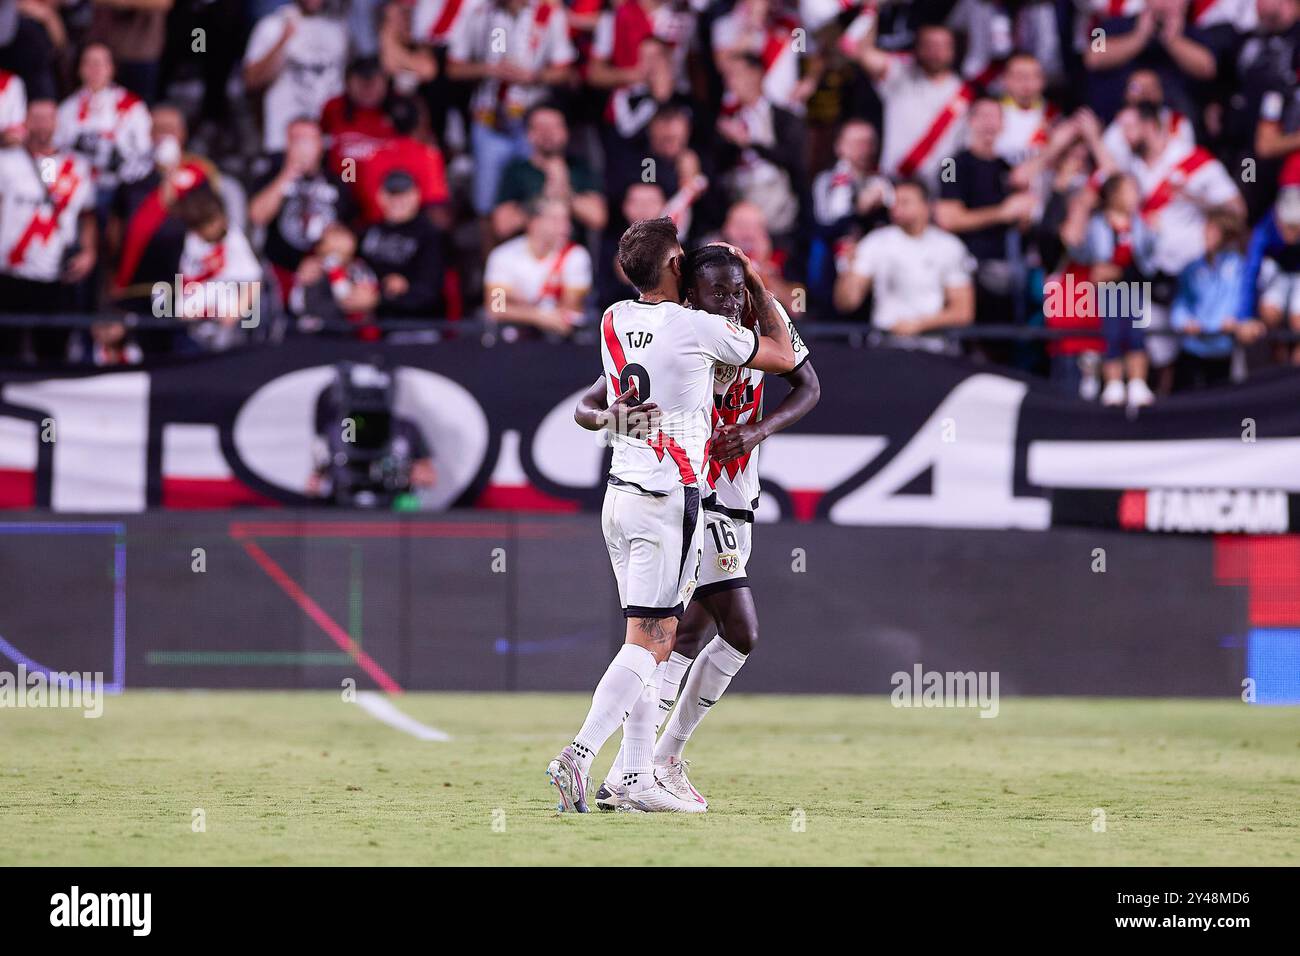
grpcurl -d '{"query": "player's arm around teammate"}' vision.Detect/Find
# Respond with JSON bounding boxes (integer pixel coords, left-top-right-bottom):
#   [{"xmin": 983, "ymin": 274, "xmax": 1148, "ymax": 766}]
[{"xmin": 573, "ymin": 379, "xmax": 660, "ymax": 438}]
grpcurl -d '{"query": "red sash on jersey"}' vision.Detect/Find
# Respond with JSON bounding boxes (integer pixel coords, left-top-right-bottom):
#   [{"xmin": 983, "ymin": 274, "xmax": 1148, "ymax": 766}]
[
  {"xmin": 896, "ymin": 78, "xmax": 976, "ymax": 178},
  {"xmin": 114, "ymin": 162, "xmax": 209, "ymax": 291},
  {"xmin": 1190, "ymin": 0, "xmax": 1218, "ymax": 23},
  {"xmin": 427, "ymin": 0, "xmax": 467, "ymax": 41},
  {"xmin": 707, "ymin": 377, "xmax": 764, "ymax": 485},
  {"xmin": 1028, "ymin": 102, "xmax": 1061, "ymax": 147},
  {"xmin": 602, "ymin": 308, "xmax": 627, "ymax": 396},
  {"xmin": 1112, "ymin": 226, "xmax": 1133, "ymax": 268},
  {"xmin": 760, "ymin": 16, "xmax": 799, "ymax": 70},
  {"xmin": 601, "ymin": 307, "xmax": 696, "ymax": 485},
  {"xmin": 1140, "ymin": 148, "xmax": 1214, "ymax": 219},
  {"xmin": 184, "ymin": 243, "xmax": 227, "ymax": 285},
  {"xmin": 8, "ymin": 156, "xmax": 78, "ymax": 268},
  {"xmin": 537, "ymin": 242, "xmax": 575, "ymax": 304},
  {"xmin": 76, "ymin": 88, "xmax": 141, "ymax": 131}
]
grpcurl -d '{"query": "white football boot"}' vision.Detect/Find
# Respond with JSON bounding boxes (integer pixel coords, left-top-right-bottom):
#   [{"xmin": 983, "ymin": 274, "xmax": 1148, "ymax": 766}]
[
  {"xmin": 623, "ymin": 779, "xmax": 706, "ymax": 813},
  {"xmin": 546, "ymin": 746, "xmax": 590, "ymax": 813},
  {"xmin": 593, "ymin": 778, "xmax": 630, "ymax": 812},
  {"xmin": 654, "ymin": 756, "xmax": 708, "ymax": 810}
]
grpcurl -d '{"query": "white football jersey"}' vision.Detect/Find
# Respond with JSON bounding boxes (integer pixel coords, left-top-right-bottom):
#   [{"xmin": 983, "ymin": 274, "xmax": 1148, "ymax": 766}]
[
  {"xmin": 0, "ymin": 70, "xmax": 27, "ymax": 138},
  {"xmin": 707, "ymin": 298, "xmax": 809, "ymax": 515},
  {"xmin": 177, "ymin": 226, "xmax": 262, "ymax": 318},
  {"xmin": 0, "ymin": 147, "xmax": 92, "ymax": 282},
  {"xmin": 601, "ymin": 298, "xmax": 759, "ymax": 496},
  {"xmin": 1131, "ymin": 140, "xmax": 1240, "ymax": 275},
  {"xmin": 54, "ymin": 84, "xmax": 153, "ymax": 186}
]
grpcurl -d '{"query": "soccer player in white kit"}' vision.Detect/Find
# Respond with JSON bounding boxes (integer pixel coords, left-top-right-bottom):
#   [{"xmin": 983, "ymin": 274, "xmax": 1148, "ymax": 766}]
[
  {"xmin": 546, "ymin": 218, "xmax": 795, "ymax": 813},
  {"xmin": 576, "ymin": 243, "xmax": 820, "ymax": 811}
]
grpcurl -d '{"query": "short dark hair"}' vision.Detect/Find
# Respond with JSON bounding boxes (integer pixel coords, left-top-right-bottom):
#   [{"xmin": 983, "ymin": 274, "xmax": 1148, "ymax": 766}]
[
  {"xmin": 1099, "ymin": 172, "xmax": 1131, "ymax": 208},
  {"xmin": 174, "ymin": 188, "xmax": 225, "ymax": 230},
  {"xmin": 1206, "ymin": 206, "xmax": 1248, "ymax": 251},
  {"xmin": 684, "ymin": 244, "xmax": 742, "ymax": 288},
  {"xmin": 892, "ymin": 177, "xmax": 930, "ymax": 202},
  {"xmin": 387, "ymin": 96, "xmax": 422, "ymax": 136},
  {"xmin": 650, "ymin": 105, "xmax": 689, "ymax": 127},
  {"xmin": 617, "ymin": 217, "xmax": 680, "ymax": 293},
  {"xmin": 525, "ymin": 101, "xmax": 564, "ymax": 127}
]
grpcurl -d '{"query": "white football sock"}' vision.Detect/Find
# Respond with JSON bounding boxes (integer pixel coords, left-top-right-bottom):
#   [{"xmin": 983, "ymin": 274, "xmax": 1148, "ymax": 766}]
[
  {"xmin": 655, "ymin": 637, "xmax": 747, "ymax": 764},
  {"xmin": 571, "ymin": 644, "xmax": 657, "ymax": 777},
  {"xmin": 606, "ymin": 651, "xmax": 690, "ymax": 784},
  {"xmin": 658, "ymin": 651, "xmax": 691, "ymax": 723},
  {"xmin": 619, "ymin": 663, "xmax": 664, "ymax": 792}
]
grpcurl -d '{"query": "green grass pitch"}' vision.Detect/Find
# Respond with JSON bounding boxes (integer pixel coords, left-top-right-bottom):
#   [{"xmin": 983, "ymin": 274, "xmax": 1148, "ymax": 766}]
[{"xmin": 2, "ymin": 691, "xmax": 1297, "ymax": 866}]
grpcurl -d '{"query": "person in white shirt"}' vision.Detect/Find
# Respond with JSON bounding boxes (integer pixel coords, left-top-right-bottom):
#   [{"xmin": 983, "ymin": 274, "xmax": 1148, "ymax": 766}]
[
  {"xmin": 1111, "ymin": 101, "xmax": 1246, "ymax": 382},
  {"xmin": 0, "ymin": 99, "xmax": 96, "ymax": 361},
  {"xmin": 242, "ymin": 0, "xmax": 349, "ymax": 154},
  {"xmin": 0, "ymin": 68, "xmax": 26, "ymax": 146},
  {"xmin": 834, "ymin": 178, "xmax": 975, "ymax": 349},
  {"xmin": 167, "ymin": 188, "xmax": 263, "ymax": 351},
  {"xmin": 1100, "ymin": 70, "xmax": 1195, "ymax": 174},
  {"xmin": 483, "ymin": 197, "xmax": 592, "ymax": 337},
  {"xmin": 55, "ymin": 44, "xmax": 153, "ymax": 198},
  {"xmin": 446, "ymin": 0, "xmax": 576, "ymax": 216},
  {"xmin": 710, "ymin": 0, "xmax": 810, "ymax": 112},
  {"xmin": 851, "ymin": 22, "xmax": 969, "ymax": 190},
  {"xmin": 995, "ymin": 53, "xmax": 1061, "ymax": 167},
  {"xmin": 812, "ymin": 118, "xmax": 892, "ymax": 250},
  {"xmin": 716, "ymin": 54, "xmax": 803, "ymax": 238}
]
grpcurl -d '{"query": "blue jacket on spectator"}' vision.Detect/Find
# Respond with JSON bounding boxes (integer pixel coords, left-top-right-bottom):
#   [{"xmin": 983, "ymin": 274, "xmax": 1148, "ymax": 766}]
[
  {"xmin": 1237, "ymin": 211, "xmax": 1300, "ymax": 319},
  {"xmin": 1173, "ymin": 251, "xmax": 1244, "ymax": 359},
  {"xmin": 1073, "ymin": 212, "xmax": 1156, "ymax": 274}
]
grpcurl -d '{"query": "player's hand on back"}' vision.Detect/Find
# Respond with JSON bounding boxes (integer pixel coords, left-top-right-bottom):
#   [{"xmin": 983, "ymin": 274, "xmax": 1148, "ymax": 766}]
[{"xmin": 603, "ymin": 387, "xmax": 660, "ymax": 440}]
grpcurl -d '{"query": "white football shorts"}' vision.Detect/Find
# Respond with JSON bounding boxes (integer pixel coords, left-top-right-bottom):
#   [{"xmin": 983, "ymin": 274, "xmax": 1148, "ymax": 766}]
[
  {"xmin": 602, "ymin": 480, "xmax": 703, "ymax": 618},
  {"xmin": 695, "ymin": 507, "xmax": 753, "ymax": 596}
]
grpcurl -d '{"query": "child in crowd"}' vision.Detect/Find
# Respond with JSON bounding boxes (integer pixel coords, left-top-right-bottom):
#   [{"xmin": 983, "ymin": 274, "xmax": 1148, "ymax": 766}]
[
  {"xmin": 291, "ymin": 221, "xmax": 380, "ymax": 338},
  {"xmin": 1074, "ymin": 174, "xmax": 1156, "ymax": 408},
  {"xmin": 171, "ymin": 189, "xmax": 262, "ymax": 351},
  {"xmin": 1171, "ymin": 209, "xmax": 1264, "ymax": 389}
]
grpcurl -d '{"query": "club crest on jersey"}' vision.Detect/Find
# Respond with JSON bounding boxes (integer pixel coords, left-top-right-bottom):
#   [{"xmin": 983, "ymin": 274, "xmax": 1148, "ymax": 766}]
[
  {"xmin": 716, "ymin": 553, "xmax": 740, "ymax": 574},
  {"xmin": 714, "ymin": 363, "xmax": 739, "ymax": 388}
]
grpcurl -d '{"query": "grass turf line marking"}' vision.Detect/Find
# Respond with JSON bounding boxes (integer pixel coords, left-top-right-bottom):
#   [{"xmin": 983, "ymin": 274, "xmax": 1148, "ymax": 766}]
[{"xmin": 356, "ymin": 691, "xmax": 451, "ymax": 741}]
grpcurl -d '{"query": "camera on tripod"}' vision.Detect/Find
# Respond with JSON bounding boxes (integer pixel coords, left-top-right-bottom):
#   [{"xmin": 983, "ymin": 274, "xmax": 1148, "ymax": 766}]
[{"xmin": 318, "ymin": 360, "xmax": 420, "ymax": 508}]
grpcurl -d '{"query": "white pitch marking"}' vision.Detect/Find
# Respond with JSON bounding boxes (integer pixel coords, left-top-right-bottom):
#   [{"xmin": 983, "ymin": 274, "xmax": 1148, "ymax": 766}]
[{"xmin": 356, "ymin": 691, "xmax": 451, "ymax": 741}]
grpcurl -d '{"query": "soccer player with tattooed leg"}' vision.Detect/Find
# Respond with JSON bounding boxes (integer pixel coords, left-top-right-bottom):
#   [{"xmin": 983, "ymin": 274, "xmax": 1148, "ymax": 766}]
[
  {"xmin": 547, "ymin": 220, "xmax": 795, "ymax": 813},
  {"xmin": 574, "ymin": 242, "xmax": 819, "ymax": 811}
]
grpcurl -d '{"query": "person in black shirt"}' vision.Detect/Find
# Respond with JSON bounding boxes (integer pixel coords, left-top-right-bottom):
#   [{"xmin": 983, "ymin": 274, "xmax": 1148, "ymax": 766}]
[
  {"xmin": 359, "ymin": 169, "xmax": 445, "ymax": 319},
  {"xmin": 1234, "ymin": 0, "xmax": 1300, "ymax": 218},
  {"xmin": 1082, "ymin": 0, "xmax": 1233, "ymax": 125},
  {"xmin": 248, "ymin": 117, "xmax": 357, "ymax": 304},
  {"xmin": 936, "ymin": 96, "xmax": 1037, "ymax": 358}
]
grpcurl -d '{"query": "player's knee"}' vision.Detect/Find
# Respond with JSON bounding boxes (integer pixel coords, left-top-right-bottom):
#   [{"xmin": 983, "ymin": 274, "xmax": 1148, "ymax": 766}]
[
  {"xmin": 673, "ymin": 623, "xmax": 707, "ymax": 659},
  {"xmin": 720, "ymin": 620, "xmax": 757, "ymax": 655}
]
